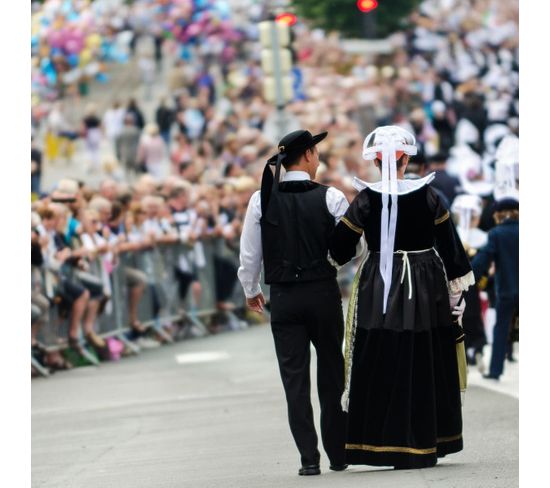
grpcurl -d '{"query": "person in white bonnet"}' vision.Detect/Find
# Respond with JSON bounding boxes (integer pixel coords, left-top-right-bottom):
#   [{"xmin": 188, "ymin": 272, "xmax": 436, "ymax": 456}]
[
  {"xmin": 329, "ymin": 125, "xmax": 474, "ymax": 470},
  {"xmin": 451, "ymin": 194, "xmax": 488, "ymax": 372}
]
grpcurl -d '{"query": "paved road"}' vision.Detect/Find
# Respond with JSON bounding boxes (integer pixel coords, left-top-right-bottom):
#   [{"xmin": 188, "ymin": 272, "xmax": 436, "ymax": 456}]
[{"xmin": 32, "ymin": 324, "xmax": 518, "ymax": 488}]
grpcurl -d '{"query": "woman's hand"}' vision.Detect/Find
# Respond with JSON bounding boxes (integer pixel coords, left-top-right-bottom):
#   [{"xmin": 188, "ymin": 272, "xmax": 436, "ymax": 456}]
[{"xmin": 452, "ymin": 299, "xmax": 466, "ymax": 325}]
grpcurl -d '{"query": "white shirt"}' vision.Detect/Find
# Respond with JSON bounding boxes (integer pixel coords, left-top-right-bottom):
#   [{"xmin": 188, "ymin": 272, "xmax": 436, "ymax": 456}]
[{"xmin": 237, "ymin": 171, "xmax": 355, "ymax": 299}]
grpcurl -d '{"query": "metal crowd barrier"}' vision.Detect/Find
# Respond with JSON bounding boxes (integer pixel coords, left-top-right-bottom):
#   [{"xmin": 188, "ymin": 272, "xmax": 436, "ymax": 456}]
[
  {"xmin": 33, "ymin": 238, "xmax": 357, "ymax": 378},
  {"xmin": 33, "ymin": 237, "xmax": 260, "ymax": 377}
]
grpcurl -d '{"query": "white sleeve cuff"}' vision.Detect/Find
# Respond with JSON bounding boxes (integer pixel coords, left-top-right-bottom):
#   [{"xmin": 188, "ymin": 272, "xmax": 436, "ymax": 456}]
[
  {"xmin": 242, "ymin": 283, "xmax": 263, "ymax": 299},
  {"xmin": 448, "ymin": 271, "xmax": 475, "ymax": 295},
  {"xmin": 327, "ymin": 252, "xmax": 342, "ymax": 270}
]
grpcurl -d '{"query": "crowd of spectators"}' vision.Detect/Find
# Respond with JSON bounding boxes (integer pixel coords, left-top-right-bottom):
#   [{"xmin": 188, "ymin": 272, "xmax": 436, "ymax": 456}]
[
  {"xmin": 31, "ymin": 0, "xmax": 519, "ymax": 374},
  {"xmin": 31, "ymin": 174, "xmax": 257, "ymax": 372}
]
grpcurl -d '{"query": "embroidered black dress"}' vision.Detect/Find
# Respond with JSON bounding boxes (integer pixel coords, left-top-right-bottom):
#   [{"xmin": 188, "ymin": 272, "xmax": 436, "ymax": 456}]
[{"xmin": 329, "ymin": 182, "xmax": 474, "ymax": 469}]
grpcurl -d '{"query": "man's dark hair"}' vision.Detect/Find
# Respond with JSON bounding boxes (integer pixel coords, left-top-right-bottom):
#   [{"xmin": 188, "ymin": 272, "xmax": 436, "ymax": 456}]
[
  {"xmin": 427, "ymin": 153, "xmax": 448, "ymax": 166},
  {"xmin": 282, "ymin": 146, "xmax": 314, "ymax": 170}
]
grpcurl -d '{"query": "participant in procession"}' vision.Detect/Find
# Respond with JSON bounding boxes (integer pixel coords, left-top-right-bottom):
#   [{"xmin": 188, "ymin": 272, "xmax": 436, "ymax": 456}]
[
  {"xmin": 329, "ymin": 125, "xmax": 473, "ymax": 470},
  {"xmin": 451, "ymin": 194, "xmax": 488, "ymax": 371},
  {"xmin": 238, "ymin": 130, "xmax": 355, "ymax": 476},
  {"xmin": 471, "ymin": 198, "xmax": 519, "ymax": 381}
]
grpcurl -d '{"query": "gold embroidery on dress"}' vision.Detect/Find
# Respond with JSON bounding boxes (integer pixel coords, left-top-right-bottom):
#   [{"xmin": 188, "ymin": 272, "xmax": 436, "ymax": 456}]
[
  {"xmin": 345, "ymin": 443, "xmax": 437, "ymax": 455},
  {"xmin": 341, "ymin": 217, "xmax": 363, "ymax": 234},
  {"xmin": 434, "ymin": 211, "xmax": 450, "ymax": 225},
  {"xmin": 437, "ymin": 434, "xmax": 463, "ymax": 443}
]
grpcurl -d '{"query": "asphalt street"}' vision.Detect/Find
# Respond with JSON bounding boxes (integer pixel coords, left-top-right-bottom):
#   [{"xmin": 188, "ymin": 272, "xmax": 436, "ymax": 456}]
[{"xmin": 32, "ymin": 324, "xmax": 518, "ymax": 488}]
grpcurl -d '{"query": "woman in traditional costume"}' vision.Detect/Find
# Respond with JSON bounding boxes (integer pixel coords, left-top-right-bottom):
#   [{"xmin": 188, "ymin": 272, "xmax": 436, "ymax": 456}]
[
  {"xmin": 451, "ymin": 194, "xmax": 489, "ymax": 372},
  {"xmin": 329, "ymin": 126, "xmax": 474, "ymax": 469}
]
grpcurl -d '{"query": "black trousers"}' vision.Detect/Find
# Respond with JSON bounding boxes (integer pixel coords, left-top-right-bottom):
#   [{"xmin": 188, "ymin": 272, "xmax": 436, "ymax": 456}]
[
  {"xmin": 270, "ymin": 278, "xmax": 347, "ymax": 466},
  {"xmin": 490, "ymin": 295, "xmax": 519, "ymax": 378}
]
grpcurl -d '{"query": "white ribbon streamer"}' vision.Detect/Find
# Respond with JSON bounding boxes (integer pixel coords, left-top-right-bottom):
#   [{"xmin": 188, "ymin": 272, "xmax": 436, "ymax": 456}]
[{"xmin": 362, "ymin": 126, "xmax": 418, "ymax": 314}]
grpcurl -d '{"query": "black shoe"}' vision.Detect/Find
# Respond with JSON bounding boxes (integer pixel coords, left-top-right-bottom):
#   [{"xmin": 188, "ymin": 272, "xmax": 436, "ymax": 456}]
[
  {"xmin": 329, "ymin": 464, "xmax": 348, "ymax": 471},
  {"xmin": 507, "ymin": 355, "xmax": 517, "ymax": 363},
  {"xmin": 483, "ymin": 373, "xmax": 500, "ymax": 381},
  {"xmin": 298, "ymin": 464, "xmax": 321, "ymax": 476}
]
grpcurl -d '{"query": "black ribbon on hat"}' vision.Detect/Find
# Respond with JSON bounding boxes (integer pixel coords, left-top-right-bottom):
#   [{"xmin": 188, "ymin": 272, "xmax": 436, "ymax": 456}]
[{"xmin": 260, "ymin": 146, "xmax": 285, "ymax": 225}]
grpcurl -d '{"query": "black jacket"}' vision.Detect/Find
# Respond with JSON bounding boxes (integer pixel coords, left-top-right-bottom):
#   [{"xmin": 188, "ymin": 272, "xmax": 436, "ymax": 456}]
[{"xmin": 472, "ymin": 219, "xmax": 519, "ymax": 298}]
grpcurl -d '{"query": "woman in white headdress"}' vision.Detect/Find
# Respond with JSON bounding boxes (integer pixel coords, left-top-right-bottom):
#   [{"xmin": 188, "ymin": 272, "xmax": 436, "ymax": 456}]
[
  {"xmin": 451, "ymin": 194, "xmax": 488, "ymax": 372},
  {"xmin": 329, "ymin": 125, "xmax": 474, "ymax": 469}
]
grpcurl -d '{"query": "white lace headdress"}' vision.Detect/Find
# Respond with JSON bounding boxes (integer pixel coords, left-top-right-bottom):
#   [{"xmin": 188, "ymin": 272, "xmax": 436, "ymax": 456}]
[
  {"xmin": 451, "ymin": 194, "xmax": 482, "ymax": 244},
  {"xmin": 494, "ymin": 134, "xmax": 519, "ymax": 201},
  {"xmin": 362, "ymin": 125, "xmax": 418, "ymax": 314}
]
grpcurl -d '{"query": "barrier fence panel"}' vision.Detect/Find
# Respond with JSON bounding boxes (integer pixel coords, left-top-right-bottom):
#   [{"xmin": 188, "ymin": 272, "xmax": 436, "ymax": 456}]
[{"xmin": 31, "ymin": 238, "xmax": 276, "ymax": 376}]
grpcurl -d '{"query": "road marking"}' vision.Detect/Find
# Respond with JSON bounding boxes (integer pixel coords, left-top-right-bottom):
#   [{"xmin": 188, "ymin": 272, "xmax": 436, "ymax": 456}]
[{"xmin": 175, "ymin": 351, "xmax": 230, "ymax": 364}]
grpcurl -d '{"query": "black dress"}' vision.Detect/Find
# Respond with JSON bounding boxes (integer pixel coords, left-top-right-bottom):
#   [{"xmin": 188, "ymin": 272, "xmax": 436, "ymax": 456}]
[
  {"xmin": 462, "ymin": 248, "xmax": 488, "ymax": 359},
  {"xmin": 329, "ymin": 182, "xmax": 474, "ymax": 469}
]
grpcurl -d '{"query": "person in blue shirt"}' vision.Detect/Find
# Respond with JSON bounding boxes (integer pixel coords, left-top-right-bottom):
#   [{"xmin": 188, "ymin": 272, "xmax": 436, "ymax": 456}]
[{"xmin": 471, "ymin": 198, "xmax": 519, "ymax": 380}]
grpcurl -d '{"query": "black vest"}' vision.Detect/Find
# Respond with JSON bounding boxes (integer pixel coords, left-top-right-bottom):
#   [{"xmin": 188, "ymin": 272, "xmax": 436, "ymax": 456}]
[{"xmin": 260, "ymin": 180, "xmax": 337, "ymax": 284}]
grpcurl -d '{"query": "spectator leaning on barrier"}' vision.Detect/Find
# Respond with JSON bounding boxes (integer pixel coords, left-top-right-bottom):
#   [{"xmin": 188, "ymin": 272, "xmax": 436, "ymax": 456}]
[
  {"xmin": 50, "ymin": 179, "xmax": 83, "ymax": 244},
  {"xmin": 107, "ymin": 201, "xmax": 150, "ymax": 337},
  {"xmin": 37, "ymin": 206, "xmax": 91, "ymax": 356},
  {"xmin": 32, "ymin": 211, "xmax": 81, "ymax": 372},
  {"xmin": 168, "ymin": 185, "xmax": 203, "ymax": 309},
  {"xmin": 31, "ymin": 214, "xmax": 52, "ymax": 365}
]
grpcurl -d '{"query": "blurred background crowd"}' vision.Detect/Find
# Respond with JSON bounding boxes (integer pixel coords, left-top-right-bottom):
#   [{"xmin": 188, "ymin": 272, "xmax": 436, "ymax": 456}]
[{"xmin": 31, "ymin": 0, "xmax": 519, "ymax": 376}]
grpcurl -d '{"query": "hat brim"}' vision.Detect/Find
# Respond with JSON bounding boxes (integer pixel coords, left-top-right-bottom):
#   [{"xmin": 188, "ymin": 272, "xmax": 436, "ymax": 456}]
[
  {"xmin": 267, "ymin": 131, "xmax": 328, "ymax": 165},
  {"xmin": 311, "ymin": 131, "xmax": 328, "ymax": 146}
]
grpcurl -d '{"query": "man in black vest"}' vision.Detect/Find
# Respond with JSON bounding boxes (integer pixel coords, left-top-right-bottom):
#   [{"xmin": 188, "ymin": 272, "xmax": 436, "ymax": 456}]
[{"xmin": 238, "ymin": 130, "xmax": 354, "ymax": 476}]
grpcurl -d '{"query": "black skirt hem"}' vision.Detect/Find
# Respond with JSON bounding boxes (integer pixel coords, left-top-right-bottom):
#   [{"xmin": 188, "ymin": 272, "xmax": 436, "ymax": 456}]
[{"xmin": 345, "ymin": 436, "xmax": 463, "ymax": 469}]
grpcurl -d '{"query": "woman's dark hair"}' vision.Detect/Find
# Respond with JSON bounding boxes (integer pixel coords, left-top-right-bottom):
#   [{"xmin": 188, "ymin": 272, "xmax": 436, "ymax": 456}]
[{"xmin": 373, "ymin": 153, "xmax": 407, "ymax": 169}]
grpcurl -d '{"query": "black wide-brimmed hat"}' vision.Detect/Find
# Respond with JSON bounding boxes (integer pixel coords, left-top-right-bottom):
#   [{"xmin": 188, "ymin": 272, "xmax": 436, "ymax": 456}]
[{"xmin": 266, "ymin": 130, "xmax": 328, "ymax": 165}]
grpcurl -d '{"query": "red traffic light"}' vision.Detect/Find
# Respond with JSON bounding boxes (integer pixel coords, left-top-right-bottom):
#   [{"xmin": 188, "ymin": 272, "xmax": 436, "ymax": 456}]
[
  {"xmin": 357, "ymin": 0, "xmax": 378, "ymax": 13},
  {"xmin": 276, "ymin": 12, "xmax": 298, "ymax": 26}
]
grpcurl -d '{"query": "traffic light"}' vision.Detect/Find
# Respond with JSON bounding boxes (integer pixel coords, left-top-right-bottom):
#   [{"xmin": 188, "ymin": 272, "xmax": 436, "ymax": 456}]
[
  {"xmin": 259, "ymin": 20, "xmax": 294, "ymax": 107},
  {"xmin": 357, "ymin": 0, "xmax": 378, "ymax": 13},
  {"xmin": 275, "ymin": 12, "xmax": 298, "ymax": 26}
]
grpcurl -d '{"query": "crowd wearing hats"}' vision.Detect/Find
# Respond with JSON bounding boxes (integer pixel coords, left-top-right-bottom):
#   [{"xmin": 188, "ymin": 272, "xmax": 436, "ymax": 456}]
[{"xmin": 31, "ymin": 0, "xmax": 518, "ymax": 375}]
